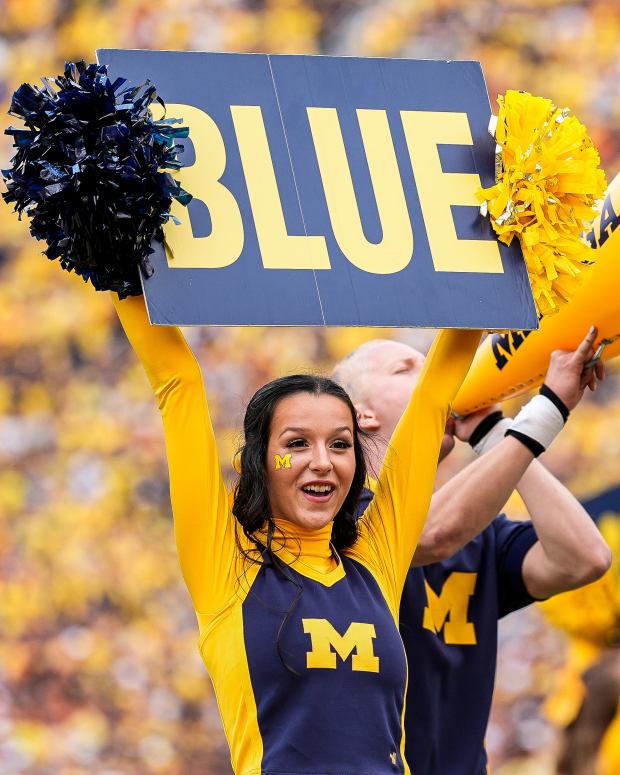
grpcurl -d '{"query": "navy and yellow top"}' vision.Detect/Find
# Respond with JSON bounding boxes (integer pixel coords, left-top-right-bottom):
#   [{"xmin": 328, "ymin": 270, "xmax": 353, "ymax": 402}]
[
  {"xmin": 114, "ymin": 295, "xmax": 480, "ymax": 775},
  {"xmin": 359, "ymin": 485, "xmax": 538, "ymax": 775}
]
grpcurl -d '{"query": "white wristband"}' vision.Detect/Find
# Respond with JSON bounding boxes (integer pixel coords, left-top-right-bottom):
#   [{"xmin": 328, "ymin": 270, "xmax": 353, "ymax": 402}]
[
  {"xmin": 508, "ymin": 394, "xmax": 566, "ymax": 453},
  {"xmin": 472, "ymin": 418, "xmax": 512, "ymax": 456}
]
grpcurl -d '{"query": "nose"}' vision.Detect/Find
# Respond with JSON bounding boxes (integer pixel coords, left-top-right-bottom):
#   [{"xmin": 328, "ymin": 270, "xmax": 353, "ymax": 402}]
[{"xmin": 309, "ymin": 444, "xmax": 333, "ymax": 473}]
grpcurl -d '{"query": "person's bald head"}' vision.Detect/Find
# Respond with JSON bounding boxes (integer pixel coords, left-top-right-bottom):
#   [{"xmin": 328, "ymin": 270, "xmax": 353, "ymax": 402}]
[
  {"xmin": 333, "ymin": 338, "xmax": 455, "ymax": 461},
  {"xmin": 333, "ymin": 340, "xmax": 425, "ymax": 437}
]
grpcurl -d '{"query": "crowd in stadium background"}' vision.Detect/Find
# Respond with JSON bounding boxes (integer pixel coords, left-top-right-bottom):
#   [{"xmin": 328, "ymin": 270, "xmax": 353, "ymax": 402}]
[{"xmin": 1, "ymin": 0, "xmax": 619, "ymax": 773}]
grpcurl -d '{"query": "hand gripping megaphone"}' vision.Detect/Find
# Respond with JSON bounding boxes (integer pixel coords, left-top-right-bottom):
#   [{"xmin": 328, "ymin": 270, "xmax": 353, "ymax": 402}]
[{"xmin": 453, "ymin": 171, "xmax": 620, "ymax": 416}]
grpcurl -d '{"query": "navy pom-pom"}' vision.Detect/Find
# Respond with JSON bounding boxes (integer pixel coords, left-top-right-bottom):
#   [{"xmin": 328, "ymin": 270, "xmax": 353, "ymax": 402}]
[{"xmin": 2, "ymin": 60, "xmax": 191, "ymax": 298}]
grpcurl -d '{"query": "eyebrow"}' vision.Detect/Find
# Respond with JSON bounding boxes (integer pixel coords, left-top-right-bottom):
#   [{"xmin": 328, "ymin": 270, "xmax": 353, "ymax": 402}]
[{"xmin": 279, "ymin": 425, "xmax": 353, "ymax": 438}]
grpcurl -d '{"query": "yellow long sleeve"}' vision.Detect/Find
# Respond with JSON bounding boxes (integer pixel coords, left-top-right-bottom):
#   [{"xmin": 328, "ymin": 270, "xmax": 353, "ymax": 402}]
[
  {"xmin": 112, "ymin": 294, "xmax": 240, "ymax": 616},
  {"xmin": 113, "ymin": 298, "xmax": 481, "ymax": 775},
  {"xmin": 114, "ymin": 292, "xmax": 480, "ymax": 621},
  {"xmin": 347, "ymin": 329, "xmax": 481, "ymax": 614}
]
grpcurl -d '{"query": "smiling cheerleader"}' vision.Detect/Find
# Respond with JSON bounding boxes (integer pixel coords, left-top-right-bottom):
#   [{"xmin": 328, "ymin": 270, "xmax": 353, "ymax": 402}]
[{"xmin": 113, "ymin": 292, "xmax": 480, "ymax": 775}]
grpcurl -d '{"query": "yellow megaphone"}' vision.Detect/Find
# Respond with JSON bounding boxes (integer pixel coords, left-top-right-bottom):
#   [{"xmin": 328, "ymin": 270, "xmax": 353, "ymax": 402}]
[{"xmin": 453, "ymin": 171, "xmax": 620, "ymax": 416}]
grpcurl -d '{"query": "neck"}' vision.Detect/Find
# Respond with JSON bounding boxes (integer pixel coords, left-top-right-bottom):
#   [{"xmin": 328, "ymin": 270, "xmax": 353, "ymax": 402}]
[
  {"xmin": 366, "ymin": 432, "xmax": 389, "ymax": 478},
  {"xmin": 265, "ymin": 518, "xmax": 337, "ymax": 574},
  {"xmin": 367, "ymin": 430, "xmax": 447, "ymax": 487}
]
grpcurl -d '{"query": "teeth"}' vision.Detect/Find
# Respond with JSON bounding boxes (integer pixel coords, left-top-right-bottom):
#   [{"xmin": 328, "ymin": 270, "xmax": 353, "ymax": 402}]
[{"xmin": 304, "ymin": 485, "xmax": 332, "ymax": 494}]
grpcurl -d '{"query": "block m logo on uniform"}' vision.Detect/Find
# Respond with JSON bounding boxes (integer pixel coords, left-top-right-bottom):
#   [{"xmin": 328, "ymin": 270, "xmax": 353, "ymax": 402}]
[
  {"xmin": 302, "ymin": 619, "xmax": 380, "ymax": 672},
  {"xmin": 422, "ymin": 572, "xmax": 478, "ymax": 645}
]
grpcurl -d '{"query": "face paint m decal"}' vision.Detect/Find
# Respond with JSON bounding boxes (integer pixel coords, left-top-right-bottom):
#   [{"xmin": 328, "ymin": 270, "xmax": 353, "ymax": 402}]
[{"xmin": 274, "ymin": 453, "xmax": 292, "ymax": 470}]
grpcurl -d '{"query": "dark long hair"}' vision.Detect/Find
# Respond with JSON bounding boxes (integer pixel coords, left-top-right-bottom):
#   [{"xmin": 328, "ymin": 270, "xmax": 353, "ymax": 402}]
[
  {"xmin": 232, "ymin": 375, "xmax": 368, "ymax": 673},
  {"xmin": 232, "ymin": 374, "xmax": 367, "ymax": 554}
]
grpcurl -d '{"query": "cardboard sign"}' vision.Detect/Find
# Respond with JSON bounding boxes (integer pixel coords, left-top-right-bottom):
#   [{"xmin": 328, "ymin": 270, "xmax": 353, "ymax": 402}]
[{"xmin": 97, "ymin": 49, "xmax": 538, "ymax": 330}]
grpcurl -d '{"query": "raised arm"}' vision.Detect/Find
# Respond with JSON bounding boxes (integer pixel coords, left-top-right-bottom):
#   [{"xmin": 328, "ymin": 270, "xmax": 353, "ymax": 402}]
[
  {"xmin": 413, "ymin": 326, "xmax": 607, "ymax": 566},
  {"xmin": 352, "ymin": 329, "xmax": 481, "ymax": 607},
  {"xmin": 113, "ymin": 294, "xmax": 236, "ymax": 614},
  {"xmin": 413, "ymin": 432, "xmax": 534, "ymax": 565},
  {"xmin": 518, "ymin": 462, "xmax": 611, "ymax": 598}
]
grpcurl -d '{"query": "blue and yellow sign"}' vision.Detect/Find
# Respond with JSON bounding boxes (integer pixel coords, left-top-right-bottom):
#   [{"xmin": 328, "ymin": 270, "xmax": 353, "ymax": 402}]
[{"xmin": 97, "ymin": 49, "xmax": 538, "ymax": 329}]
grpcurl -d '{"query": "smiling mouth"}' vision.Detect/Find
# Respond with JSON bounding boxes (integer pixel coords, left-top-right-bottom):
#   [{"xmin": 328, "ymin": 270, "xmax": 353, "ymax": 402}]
[{"xmin": 301, "ymin": 484, "xmax": 335, "ymax": 501}]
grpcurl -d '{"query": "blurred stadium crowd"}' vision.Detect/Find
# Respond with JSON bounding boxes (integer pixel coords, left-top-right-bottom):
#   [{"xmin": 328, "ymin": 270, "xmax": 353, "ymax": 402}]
[{"xmin": 1, "ymin": 0, "xmax": 620, "ymax": 773}]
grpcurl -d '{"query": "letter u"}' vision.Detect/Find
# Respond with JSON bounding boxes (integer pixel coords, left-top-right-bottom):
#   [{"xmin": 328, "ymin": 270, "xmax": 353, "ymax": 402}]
[{"xmin": 307, "ymin": 108, "xmax": 414, "ymax": 274}]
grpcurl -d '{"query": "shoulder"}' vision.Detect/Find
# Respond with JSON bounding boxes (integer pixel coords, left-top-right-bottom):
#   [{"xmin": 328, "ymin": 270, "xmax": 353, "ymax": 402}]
[
  {"xmin": 436, "ymin": 522, "xmax": 499, "ymax": 565},
  {"xmin": 355, "ymin": 485, "xmax": 374, "ymax": 521},
  {"xmin": 491, "ymin": 514, "xmax": 537, "ymax": 549},
  {"xmin": 416, "ymin": 520, "xmax": 508, "ymax": 578}
]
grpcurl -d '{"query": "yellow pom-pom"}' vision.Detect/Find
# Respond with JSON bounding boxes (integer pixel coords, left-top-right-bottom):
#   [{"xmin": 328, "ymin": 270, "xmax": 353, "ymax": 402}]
[{"xmin": 478, "ymin": 90, "xmax": 607, "ymax": 318}]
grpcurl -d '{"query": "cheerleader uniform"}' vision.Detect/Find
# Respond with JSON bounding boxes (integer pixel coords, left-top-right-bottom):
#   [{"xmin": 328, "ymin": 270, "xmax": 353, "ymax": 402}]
[{"xmin": 114, "ymin": 295, "xmax": 479, "ymax": 775}]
